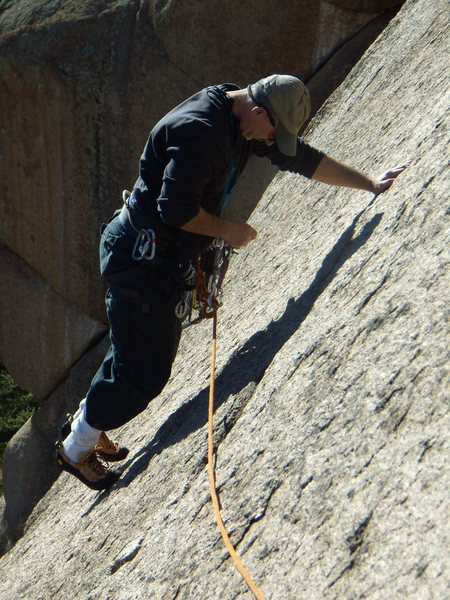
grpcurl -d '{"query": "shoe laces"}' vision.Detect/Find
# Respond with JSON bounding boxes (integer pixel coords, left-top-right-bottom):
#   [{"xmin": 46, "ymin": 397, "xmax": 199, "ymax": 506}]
[{"xmin": 85, "ymin": 451, "xmax": 110, "ymax": 477}]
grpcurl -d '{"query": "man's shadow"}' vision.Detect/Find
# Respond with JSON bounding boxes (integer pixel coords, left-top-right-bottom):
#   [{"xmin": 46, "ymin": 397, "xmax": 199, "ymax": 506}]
[{"xmin": 84, "ymin": 199, "xmax": 382, "ymax": 510}]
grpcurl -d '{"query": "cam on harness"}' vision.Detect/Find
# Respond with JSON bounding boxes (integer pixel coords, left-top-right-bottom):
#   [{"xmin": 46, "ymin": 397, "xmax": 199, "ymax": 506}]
[{"xmin": 174, "ymin": 238, "xmax": 232, "ymax": 327}]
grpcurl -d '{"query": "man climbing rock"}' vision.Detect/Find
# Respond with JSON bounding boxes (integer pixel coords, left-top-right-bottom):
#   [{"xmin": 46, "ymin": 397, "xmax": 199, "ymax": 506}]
[{"xmin": 56, "ymin": 74, "xmax": 408, "ymax": 490}]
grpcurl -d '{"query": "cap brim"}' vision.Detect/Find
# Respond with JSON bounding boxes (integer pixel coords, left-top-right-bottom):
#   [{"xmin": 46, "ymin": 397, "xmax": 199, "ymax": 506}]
[{"xmin": 276, "ymin": 121, "xmax": 297, "ymax": 156}]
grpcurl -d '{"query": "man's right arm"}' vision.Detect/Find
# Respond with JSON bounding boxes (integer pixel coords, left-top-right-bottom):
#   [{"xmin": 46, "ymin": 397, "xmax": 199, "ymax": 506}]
[
  {"xmin": 180, "ymin": 207, "xmax": 257, "ymax": 248},
  {"xmin": 311, "ymin": 155, "xmax": 410, "ymax": 195}
]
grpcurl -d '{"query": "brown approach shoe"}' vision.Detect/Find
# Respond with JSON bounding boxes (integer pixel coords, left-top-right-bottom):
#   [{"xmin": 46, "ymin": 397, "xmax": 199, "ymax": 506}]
[
  {"xmin": 95, "ymin": 431, "xmax": 129, "ymax": 462},
  {"xmin": 55, "ymin": 444, "xmax": 121, "ymax": 491},
  {"xmin": 61, "ymin": 415, "xmax": 129, "ymax": 462}
]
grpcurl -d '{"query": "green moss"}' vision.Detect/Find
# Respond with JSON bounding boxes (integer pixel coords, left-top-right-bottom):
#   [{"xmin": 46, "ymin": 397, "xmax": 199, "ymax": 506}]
[{"xmin": 0, "ymin": 366, "xmax": 39, "ymax": 491}]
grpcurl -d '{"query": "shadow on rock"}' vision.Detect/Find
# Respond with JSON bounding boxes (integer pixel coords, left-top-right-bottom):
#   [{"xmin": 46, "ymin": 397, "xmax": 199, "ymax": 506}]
[{"xmin": 83, "ymin": 201, "xmax": 383, "ymax": 513}]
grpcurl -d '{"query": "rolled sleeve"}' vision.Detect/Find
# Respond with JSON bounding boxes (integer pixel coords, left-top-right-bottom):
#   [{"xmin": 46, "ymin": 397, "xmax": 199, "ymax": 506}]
[
  {"xmin": 253, "ymin": 137, "xmax": 324, "ymax": 178},
  {"xmin": 157, "ymin": 147, "xmax": 211, "ymax": 227}
]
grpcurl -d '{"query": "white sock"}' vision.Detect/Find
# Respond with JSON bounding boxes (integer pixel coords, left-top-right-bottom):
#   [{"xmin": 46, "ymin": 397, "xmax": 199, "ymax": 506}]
[
  {"xmin": 72, "ymin": 397, "xmax": 87, "ymax": 422},
  {"xmin": 62, "ymin": 409, "xmax": 101, "ymax": 462}
]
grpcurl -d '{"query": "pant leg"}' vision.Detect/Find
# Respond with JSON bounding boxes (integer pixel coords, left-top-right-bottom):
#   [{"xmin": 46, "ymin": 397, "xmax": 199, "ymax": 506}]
[
  {"xmin": 85, "ymin": 282, "xmax": 182, "ymax": 431},
  {"xmin": 84, "ymin": 216, "xmax": 183, "ymax": 431}
]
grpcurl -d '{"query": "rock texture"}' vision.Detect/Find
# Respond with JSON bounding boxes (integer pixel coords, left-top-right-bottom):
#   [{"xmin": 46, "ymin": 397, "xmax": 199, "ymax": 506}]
[
  {"xmin": 0, "ymin": 0, "xmax": 403, "ymax": 556},
  {"xmin": 0, "ymin": 336, "xmax": 109, "ymax": 552},
  {"xmin": 0, "ymin": 0, "xmax": 400, "ymax": 398},
  {"xmin": 0, "ymin": 244, "xmax": 107, "ymax": 399},
  {"xmin": 0, "ymin": 0, "xmax": 447, "ymax": 598},
  {"xmin": 149, "ymin": 0, "xmax": 390, "ymax": 85}
]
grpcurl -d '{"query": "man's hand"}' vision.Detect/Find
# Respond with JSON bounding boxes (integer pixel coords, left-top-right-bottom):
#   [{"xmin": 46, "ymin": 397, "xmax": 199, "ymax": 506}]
[
  {"xmin": 372, "ymin": 162, "xmax": 411, "ymax": 195},
  {"xmin": 224, "ymin": 221, "xmax": 257, "ymax": 248},
  {"xmin": 180, "ymin": 207, "xmax": 257, "ymax": 248}
]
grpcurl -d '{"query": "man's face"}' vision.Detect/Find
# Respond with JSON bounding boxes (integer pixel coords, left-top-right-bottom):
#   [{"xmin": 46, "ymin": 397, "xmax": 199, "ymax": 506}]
[{"xmin": 241, "ymin": 106, "xmax": 277, "ymax": 146}]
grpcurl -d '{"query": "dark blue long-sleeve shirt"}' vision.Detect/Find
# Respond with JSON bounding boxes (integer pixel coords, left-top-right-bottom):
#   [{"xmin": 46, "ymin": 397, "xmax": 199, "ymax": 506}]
[{"xmin": 129, "ymin": 83, "xmax": 323, "ymax": 262}]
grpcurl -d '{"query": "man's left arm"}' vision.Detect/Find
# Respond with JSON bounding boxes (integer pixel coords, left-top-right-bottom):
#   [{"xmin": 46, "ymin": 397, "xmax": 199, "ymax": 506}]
[{"xmin": 311, "ymin": 154, "xmax": 410, "ymax": 195}]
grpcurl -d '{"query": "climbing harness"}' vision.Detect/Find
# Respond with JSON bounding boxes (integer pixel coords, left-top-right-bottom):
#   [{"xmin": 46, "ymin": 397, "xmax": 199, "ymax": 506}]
[
  {"xmin": 175, "ymin": 238, "xmax": 232, "ymax": 327},
  {"xmin": 208, "ymin": 310, "xmax": 266, "ymax": 600},
  {"xmin": 121, "ymin": 190, "xmax": 232, "ymax": 322}
]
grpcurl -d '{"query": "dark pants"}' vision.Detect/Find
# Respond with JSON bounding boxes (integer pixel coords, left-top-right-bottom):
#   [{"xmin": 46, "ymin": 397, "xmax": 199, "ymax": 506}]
[{"xmin": 85, "ymin": 217, "xmax": 182, "ymax": 431}]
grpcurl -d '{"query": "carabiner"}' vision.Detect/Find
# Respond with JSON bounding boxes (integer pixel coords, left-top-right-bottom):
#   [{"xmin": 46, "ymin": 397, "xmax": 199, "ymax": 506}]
[{"xmin": 132, "ymin": 229, "xmax": 156, "ymax": 261}]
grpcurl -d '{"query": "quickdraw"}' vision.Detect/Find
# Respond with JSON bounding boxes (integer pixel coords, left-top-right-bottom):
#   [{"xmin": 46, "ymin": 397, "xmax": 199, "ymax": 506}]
[{"xmin": 175, "ymin": 239, "xmax": 232, "ymax": 327}]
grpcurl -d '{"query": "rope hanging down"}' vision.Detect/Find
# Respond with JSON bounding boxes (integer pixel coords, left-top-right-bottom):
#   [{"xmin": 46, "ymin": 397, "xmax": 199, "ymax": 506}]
[{"xmin": 207, "ymin": 310, "xmax": 267, "ymax": 600}]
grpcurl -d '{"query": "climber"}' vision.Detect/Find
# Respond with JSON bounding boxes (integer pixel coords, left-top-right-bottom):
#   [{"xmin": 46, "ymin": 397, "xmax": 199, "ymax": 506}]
[{"xmin": 55, "ymin": 74, "xmax": 409, "ymax": 490}]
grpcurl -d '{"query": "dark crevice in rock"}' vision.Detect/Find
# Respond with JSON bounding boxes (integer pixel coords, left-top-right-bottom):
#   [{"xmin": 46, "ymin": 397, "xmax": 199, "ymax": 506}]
[
  {"xmin": 225, "ymin": 478, "xmax": 282, "ymax": 552},
  {"xmin": 327, "ymin": 558, "xmax": 356, "ymax": 588},
  {"xmin": 357, "ymin": 272, "xmax": 390, "ymax": 311},
  {"xmin": 326, "ymin": 513, "xmax": 374, "ymax": 590},
  {"xmin": 212, "ymin": 382, "xmax": 257, "ymax": 448},
  {"xmin": 109, "ymin": 535, "xmax": 144, "ymax": 575},
  {"xmin": 392, "ymin": 403, "xmax": 412, "ymax": 432},
  {"xmin": 346, "ymin": 512, "xmax": 373, "ymax": 555},
  {"xmin": 300, "ymin": 475, "xmax": 314, "ymax": 490},
  {"xmin": 415, "ymin": 562, "xmax": 429, "ymax": 578},
  {"xmin": 374, "ymin": 387, "xmax": 404, "ymax": 412},
  {"xmin": 313, "ymin": 415, "xmax": 336, "ymax": 434},
  {"xmin": 417, "ymin": 439, "xmax": 433, "ymax": 463}
]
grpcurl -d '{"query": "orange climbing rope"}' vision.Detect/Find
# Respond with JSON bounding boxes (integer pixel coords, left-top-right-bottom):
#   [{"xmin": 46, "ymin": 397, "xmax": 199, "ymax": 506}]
[{"xmin": 207, "ymin": 310, "xmax": 267, "ymax": 600}]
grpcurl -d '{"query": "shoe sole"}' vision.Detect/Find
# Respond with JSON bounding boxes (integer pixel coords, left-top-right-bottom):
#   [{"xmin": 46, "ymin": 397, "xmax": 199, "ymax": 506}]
[
  {"xmin": 55, "ymin": 446, "xmax": 121, "ymax": 491},
  {"xmin": 61, "ymin": 420, "xmax": 129, "ymax": 462}
]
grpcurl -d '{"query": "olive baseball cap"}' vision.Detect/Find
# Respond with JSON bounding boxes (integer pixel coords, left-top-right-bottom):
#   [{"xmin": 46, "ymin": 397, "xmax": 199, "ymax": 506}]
[{"xmin": 248, "ymin": 74, "xmax": 311, "ymax": 156}]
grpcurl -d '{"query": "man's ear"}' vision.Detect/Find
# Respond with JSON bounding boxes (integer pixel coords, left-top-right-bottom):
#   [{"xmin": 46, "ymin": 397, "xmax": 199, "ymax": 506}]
[{"xmin": 251, "ymin": 106, "xmax": 264, "ymax": 117}]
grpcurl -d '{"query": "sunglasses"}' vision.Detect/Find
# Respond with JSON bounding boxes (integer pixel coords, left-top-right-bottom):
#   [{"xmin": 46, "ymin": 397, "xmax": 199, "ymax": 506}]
[{"xmin": 248, "ymin": 89, "xmax": 277, "ymax": 128}]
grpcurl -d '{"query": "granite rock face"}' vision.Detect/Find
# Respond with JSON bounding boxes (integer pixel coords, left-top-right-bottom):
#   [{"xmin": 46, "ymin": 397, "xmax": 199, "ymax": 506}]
[
  {"xmin": 0, "ymin": 244, "xmax": 106, "ymax": 399},
  {"xmin": 0, "ymin": 0, "xmax": 400, "ymax": 398},
  {"xmin": 0, "ymin": 0, "xmax": 447, "ymax": 598},
  {"xmin": 0, "ymin": 0, "xmax": 402, "ymax": 556}
]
